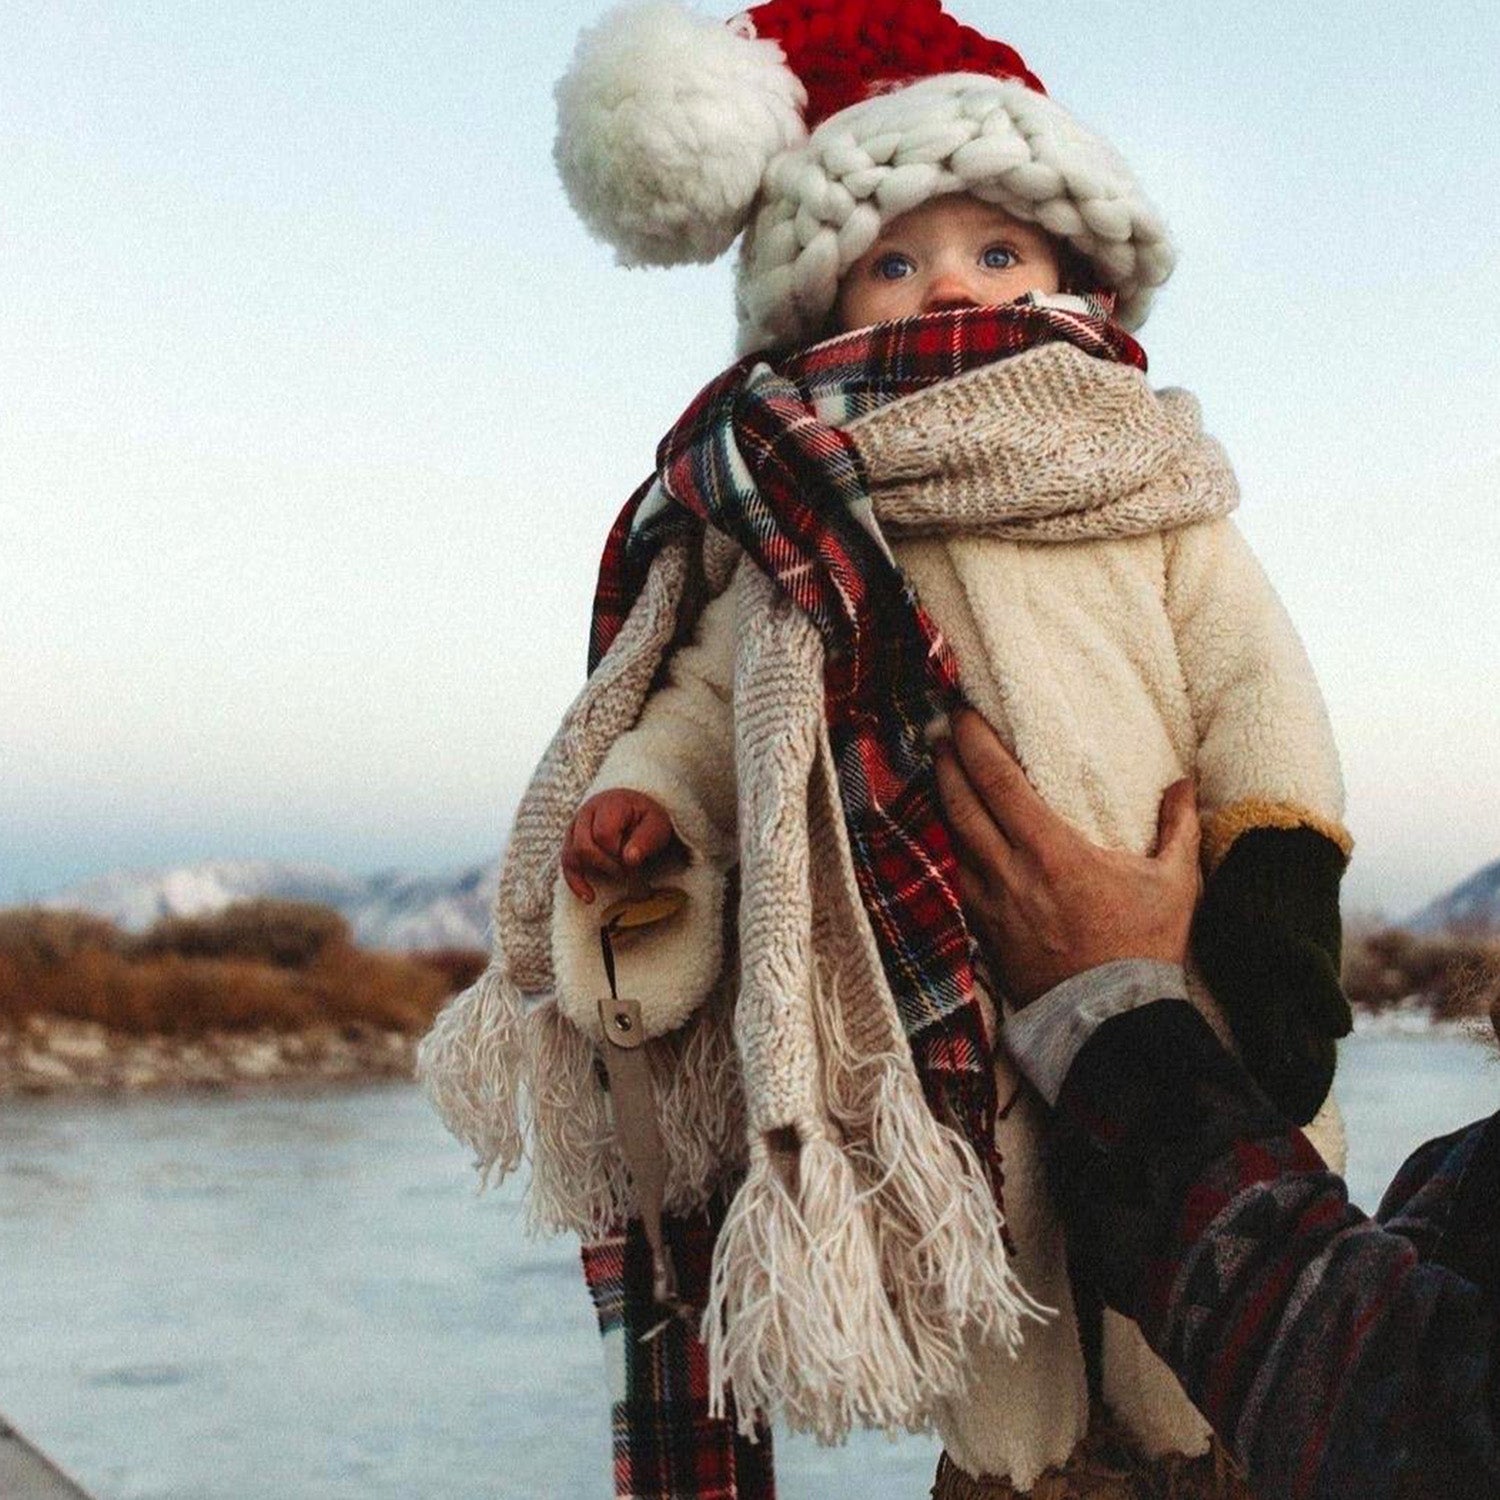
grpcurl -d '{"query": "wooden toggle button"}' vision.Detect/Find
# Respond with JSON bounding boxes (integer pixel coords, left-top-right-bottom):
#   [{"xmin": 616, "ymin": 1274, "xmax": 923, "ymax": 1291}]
[{"xmin": 599, "ymin": 886, "xmax": 688, "ymax": 933}]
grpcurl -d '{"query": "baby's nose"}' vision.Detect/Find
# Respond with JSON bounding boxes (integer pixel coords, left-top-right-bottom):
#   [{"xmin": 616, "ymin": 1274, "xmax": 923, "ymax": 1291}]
[{"xmin": 923, "ymin": 275, "xmax": 977, "ymax": 312}]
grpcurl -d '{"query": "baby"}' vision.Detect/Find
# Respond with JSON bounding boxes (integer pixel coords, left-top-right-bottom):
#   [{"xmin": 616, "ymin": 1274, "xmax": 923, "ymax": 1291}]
[{"xmin": 423, "ymin": 5, "xmax": 1351, "ymax": 1497}]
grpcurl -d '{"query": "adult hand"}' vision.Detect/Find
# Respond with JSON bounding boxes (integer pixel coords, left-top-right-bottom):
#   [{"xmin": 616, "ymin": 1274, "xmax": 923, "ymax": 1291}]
[{"xmin": 933, "ymin": 710, "xmax": 1202, "ymax": 1006}]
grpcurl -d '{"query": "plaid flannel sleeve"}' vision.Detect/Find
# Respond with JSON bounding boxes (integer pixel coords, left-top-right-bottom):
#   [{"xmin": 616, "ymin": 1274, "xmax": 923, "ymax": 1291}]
[
  {"xmin": 581, "ymin": 1198, "xmax": 775, "ymax": 1500},
  {"xmin": 1048, "ymin": 999, "xmax": 1500, "ymax": 1500}
]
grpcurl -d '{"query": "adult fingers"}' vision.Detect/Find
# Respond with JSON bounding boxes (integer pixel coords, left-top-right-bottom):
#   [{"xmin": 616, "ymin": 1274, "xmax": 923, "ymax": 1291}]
[
  {"xmin": 934, "ymin": 736, "xmax": 1016, "ymax": 881},
  {"xmin": 949, "ymin": 710, "xmax": 1057, "ymax": 855},
  {"xmin": 1153, "ymin": 778, "xmax": 1202, "ymax": 880},
  {"xmin": 939, "ymin": 792, "xmax": 993, "ymax": 904},
  {"xmin": 953, "ymin": 858, "xmax": 990, "ymax": 921}
]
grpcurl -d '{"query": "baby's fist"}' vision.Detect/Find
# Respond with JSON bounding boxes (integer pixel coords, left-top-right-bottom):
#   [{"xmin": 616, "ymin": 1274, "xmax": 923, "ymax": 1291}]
[{"xmin": 561, "ymin": 789, "xmax": 682, "ymax": 903}]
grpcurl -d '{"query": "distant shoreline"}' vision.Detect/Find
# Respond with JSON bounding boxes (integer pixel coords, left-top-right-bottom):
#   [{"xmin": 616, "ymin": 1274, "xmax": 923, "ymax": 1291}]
[
  {"xmin": 4, "ymin": 903, "xmax": 1494, "ymax": 1100},
  {"xmin": 0, "ymin": 903, "xmax": 485, "ymax": 1099},
  {"xmin": 3, "ymin": 1003, "xmax": 1485, "ymax": 1103},
  {"xmin": 0, "ymin": 1014, "xmax": 418, "ymax": 1099},
  {"xmin": 1350, "ymin": 1005, "xmax": 1490, "ymax": 1042}
]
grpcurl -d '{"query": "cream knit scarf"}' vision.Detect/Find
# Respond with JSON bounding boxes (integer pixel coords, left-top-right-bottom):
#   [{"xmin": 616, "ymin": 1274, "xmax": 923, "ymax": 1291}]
[{"xmin": 418, "ymin": 331, "xmax": 1239, "ymax": 1441}]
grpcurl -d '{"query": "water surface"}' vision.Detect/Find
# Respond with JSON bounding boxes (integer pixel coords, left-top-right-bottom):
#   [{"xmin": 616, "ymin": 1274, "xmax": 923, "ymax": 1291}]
[{"xmin": 3, "ymin": 1033, "xmax": 1494, "ymax": 1499}]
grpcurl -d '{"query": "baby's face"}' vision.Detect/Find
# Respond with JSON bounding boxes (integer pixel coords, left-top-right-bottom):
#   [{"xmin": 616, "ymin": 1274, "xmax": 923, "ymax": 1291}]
[{"xmin": 834, "ymin": 195, "xmax": 1063, "ymax": 333}]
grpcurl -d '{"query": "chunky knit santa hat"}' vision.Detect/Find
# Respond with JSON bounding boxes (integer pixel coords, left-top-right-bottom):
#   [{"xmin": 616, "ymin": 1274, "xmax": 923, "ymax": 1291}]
[{"xmin": 555, "ymin": 0, "xmax": 1175, "ymax": 351}]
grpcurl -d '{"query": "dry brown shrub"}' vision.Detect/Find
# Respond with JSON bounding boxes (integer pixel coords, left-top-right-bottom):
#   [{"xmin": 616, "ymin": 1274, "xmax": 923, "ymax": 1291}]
[
  {"xmin": 1446, "ymin": 949, "xmax": 1500, "ymax": 1026},
  {"xmin": 0, "ymin": 950, "xmax": 34, "ymax": 1024},
  {"xmin": 6, "ymin": 950, "xmax": 304, "ymax": 1034},
  {"xmin": 0, "ymin": 899, "xmax": 484, "ymax": 1037},
  {"xmin": 142, "ymin": 956, "xmax": 321, "ymax": 1033},
  {"xmin": 305, "ymin": 946, "xmax": 451, "ymax": 1035},
  {"xmin": 0, "ymin": 908, "xmax": 123, "ymax": 965},
  {"xmin": 1343, "ymin": 925, "xmax": 1500, "ymax": 1019},
  {"xmin": 18, "ymin": 946, "xmax": 120, "ymax": 1027},
  {"xmin": 11, "ymin": 946, "xmax": 445, "ymax": 1036},
  {"xmin": 131, "ymin": 900, "xmax": 351, "ymax": 968}
]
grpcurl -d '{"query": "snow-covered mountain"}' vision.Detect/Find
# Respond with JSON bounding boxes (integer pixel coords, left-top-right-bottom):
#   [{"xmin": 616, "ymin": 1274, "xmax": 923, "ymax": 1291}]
[
  {"xmin": 1405, "ymin": 857, "xmax": 1500, "ymax": 936},
  {"xmin": 38, "ymin": 858, "xmax": 498, "ymax": 951},
  {"xmin": 42, "ymin": 849, "xmax": 1498, "ymax": 951}
]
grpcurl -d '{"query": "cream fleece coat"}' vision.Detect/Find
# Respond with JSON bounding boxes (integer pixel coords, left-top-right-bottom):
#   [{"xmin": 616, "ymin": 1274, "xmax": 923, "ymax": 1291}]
[{"xmin": 552, "ymin": 385, "xmax": 1349, "ymax": 1485}]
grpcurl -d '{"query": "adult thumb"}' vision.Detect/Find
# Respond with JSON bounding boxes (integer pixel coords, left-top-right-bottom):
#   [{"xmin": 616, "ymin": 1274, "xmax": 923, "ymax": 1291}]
[{"xmin": 1154, "ymin": 778, "xmax": 1201, "ymax": 870}]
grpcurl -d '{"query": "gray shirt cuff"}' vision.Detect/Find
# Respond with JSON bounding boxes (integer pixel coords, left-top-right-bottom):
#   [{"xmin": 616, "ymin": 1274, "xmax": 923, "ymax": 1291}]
[{"xmin": 1003, "ymin": 959, "xmax": 1190, "ymax": 1106}]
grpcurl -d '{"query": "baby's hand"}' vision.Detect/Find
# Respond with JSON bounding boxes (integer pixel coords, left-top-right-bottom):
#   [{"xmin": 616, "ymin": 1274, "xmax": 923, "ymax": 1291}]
[{"xmin": 561, "ymin": 789, "xmax": 682, "ymax": 903}]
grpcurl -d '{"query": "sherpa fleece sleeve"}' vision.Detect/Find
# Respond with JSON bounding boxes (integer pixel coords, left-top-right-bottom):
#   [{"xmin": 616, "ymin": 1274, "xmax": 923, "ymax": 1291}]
[
  {"xmin": 1164, "ymin": 516, "xmax": 1354, "ymax": 1123},
  {"xmin": 587, "ymin": 576, "xmax": 740, "ymax": 864},
  {"xmin": 1048, "ymin": 997, "xmax": 1500, "ymax": 1500},
  {"xmin": 1163, "ymin": 516, "xmax": 1350, "ymax": 871},
  {"xmin": 551, "ymin": 574, "xmax": 740, "ymax": 1041}
]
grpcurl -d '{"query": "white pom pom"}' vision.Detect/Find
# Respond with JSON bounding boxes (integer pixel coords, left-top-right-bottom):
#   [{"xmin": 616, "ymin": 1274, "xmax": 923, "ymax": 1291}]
[{"xmin": 553, "ymin": 1, "xmax": 808, "ymax": 267}]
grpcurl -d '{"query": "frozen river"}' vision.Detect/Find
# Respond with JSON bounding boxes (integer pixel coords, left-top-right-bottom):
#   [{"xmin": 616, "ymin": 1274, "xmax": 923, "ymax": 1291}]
[{"xmin": 3, "ymin": 1032, "xmax": 1496, "ymax": 1500}]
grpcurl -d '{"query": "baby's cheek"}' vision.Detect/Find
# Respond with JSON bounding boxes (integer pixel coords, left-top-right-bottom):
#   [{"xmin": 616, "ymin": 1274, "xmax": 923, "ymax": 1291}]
[
  {"xmin": 834, "ymin": 280, "xmax": 881, "ymax": 334},
  {"xmin": 831, "ymin": 284, "xmax": 858, "ymax": 332}
]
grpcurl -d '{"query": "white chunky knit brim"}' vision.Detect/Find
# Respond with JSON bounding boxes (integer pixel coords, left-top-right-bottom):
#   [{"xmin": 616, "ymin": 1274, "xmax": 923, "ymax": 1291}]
[{"xmin": 735, "ymin": 73, "xmax": 1175, "ymax": 352}]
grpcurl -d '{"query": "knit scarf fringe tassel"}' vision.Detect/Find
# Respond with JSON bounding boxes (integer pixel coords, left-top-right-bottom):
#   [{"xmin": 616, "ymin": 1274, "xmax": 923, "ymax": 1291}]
[
  {"xmin": 418, "ymin": 960, "xmax": 748, "ymax": 1241},
  {"xmin": 703, "ymin": 1067, "xmax": 1049, "ymax": 1441}
]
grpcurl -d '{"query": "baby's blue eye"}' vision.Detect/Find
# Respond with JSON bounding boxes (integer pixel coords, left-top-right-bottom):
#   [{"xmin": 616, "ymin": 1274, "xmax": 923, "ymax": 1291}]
[
  {"xmin": 982, "ymin": 245, "xmax": 1019, "ymax": 270},
  {"xmin": 874, "ymin": 252, "xmax": 916, "ymax": 281}
]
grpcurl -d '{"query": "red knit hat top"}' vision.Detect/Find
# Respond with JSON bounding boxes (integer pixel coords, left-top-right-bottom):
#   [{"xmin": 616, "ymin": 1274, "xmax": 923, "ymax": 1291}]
[{"xmin": 742, "ymin": 0, "xmax": 1047, "ymax": 127}]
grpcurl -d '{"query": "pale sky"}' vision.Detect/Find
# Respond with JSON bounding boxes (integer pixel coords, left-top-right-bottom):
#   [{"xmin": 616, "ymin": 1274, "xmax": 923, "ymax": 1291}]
[{"xmin": 3, "ymin": 0, "xmax": 1498, "ymax": 918}]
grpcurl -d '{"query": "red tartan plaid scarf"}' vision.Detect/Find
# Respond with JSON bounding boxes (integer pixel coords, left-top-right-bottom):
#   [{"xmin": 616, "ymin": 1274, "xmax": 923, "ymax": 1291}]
[{"xmin": 589, "ymin": 294, "xmax": 1147, "ymax": 1200}]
